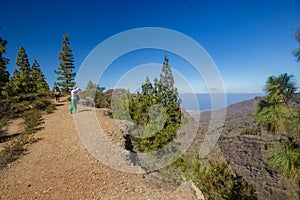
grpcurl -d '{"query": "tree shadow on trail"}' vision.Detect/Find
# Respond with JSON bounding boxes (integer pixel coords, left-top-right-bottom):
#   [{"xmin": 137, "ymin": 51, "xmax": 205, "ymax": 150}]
[
  {"xmin": 55, "ymin": 103, "xmax": 65, "ymax": 107},
  {"xmin": 0, "ymin": 133, "xmax": 21, "ymax": 144},
  {"xmin": 78, "ymin": 109, "xmax": 92, "ymax": 113}
]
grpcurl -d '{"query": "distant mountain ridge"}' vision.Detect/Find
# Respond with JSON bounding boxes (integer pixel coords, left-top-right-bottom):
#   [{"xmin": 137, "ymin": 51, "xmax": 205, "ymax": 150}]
[{"xmin": 180, "ymin": 93, "xmax": 264, "ymax": 111}]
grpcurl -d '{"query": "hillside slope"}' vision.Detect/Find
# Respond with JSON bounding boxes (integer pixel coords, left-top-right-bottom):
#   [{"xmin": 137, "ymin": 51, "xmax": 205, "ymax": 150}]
[{"xmin": 194, "ymin": 94, "xmax": 300, "ymax": 199}]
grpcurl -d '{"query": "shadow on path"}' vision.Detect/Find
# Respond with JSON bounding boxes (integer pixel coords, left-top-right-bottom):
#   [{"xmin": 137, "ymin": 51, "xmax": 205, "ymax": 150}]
[{"xmin": 78, "ymin": 109, "xmax": 92, "ymax": 113}]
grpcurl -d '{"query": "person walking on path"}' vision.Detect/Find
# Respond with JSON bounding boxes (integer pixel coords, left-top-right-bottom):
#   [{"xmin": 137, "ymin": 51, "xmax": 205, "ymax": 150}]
[
  {"xmin": 54, "ymin": 86, "xmax": 61, "ymax": 102},
  {"xmin": 70, "ymin": 86, "xmax": 80, "ymax": 114}
]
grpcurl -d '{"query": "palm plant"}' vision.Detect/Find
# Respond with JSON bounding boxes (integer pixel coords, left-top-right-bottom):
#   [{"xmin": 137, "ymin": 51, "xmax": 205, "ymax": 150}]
[
  {"xmin": 255, "ymin": 95, "xmax": 291, "ymax": 134},
  {"xmin": 268, "ymin": 140, "xmax": 300, "ymax": 184},
  {"xmin": 256, "ymin": 73, "xmax": 297, "ymax": 134},
  {"xmin": 264, "ymin": 73, "xmax": 297, "ymax": 106}
]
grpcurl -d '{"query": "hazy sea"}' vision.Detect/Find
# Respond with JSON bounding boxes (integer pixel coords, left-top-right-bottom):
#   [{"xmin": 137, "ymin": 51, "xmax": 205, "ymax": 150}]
[{"xmin": 180, "ymin": 93, "xmax": 264, "ymax": 111}]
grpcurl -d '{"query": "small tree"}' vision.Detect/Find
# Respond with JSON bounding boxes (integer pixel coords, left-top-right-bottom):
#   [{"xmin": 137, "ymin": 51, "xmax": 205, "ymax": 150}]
[
  {"xmin": 255, "ymin": 94, "xmax": 291, "ymax": 134},
  {"xmin": 54, "ymin": 34, "xmax": 76, "ymax": 93},
  {"xmin": 128, "ymin": 56, "xmax": 182, "ymax": 153},
  {"xmin": 255, "ymin": 73, "xmax": 297, "ymax": 134},
  {"xmin": 256, "ymin": 73, "xmax": 300, "ymax": 185},
  {"xmin": 7, "ymin": 46, "xmax": 34, "ymax": 95},
  {"xmin": 31, "ymin": 59, "xmax": 49, "ymax": 93},
  {"xmin": 0, "ymin": 37, "xmax": 9, "ymax": 98}
]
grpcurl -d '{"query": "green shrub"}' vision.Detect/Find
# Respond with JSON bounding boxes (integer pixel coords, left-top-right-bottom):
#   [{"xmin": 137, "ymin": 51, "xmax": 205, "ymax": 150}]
[
  {"xmin": 45, "ymin": 103, "xmax": 56, "ymax": 114},
  {"xmin": 21, "ymin": 109, "xmax": 43, "ymax": 134},
  {"xmin": 0, "ymin": 141, "xmax": 25, "ymax": 169},
  {"xmin": 33, "ymin": 97, "xmax": 51, "ymax": 110},
  {"xmin": 162, "ymin": 155, "xmax": 257, "ymax": 200},
  {"xmin": 0, "ymin": 93, "xmax": 49, "ymax": 169},
  {"xmin": 0, "ymin": 134, "xmax": 35, "ymax": 169}
]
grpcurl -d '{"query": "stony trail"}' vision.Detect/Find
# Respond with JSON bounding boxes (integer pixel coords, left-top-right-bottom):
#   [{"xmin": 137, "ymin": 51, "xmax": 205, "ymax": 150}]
[{"xmin": 0, "ymin": 99, "xmax": 199, "ymax": 200}]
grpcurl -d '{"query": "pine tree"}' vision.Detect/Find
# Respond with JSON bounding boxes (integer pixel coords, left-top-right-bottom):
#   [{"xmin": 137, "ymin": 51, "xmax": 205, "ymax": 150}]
[
  {"xmin": 0, "ymin": 37, "xmax": 10, "ymax": 98},
  {"xmin": 31, "ymin": 59, "xmax": 49, "ymax": 93},
  {"xmin": 17, "ymin": 46, "xmax": 32, "ymax": 93},
  {"xmin": 128, "ymin": 56, "xmax": 182, "ymax": 153},
  {"xmin": 7, "ymin": 46, "xmax": 33, "ymax": 95},
  {"xmin": 54, "ymin": 34, "xmax": 76, "ymax": 93}
]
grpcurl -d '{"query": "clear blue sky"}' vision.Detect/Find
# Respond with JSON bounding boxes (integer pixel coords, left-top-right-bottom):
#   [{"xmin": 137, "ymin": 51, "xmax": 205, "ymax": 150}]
[{"xmin": 1, "ymin": 0, "xmax": 300, "ymax": 93}]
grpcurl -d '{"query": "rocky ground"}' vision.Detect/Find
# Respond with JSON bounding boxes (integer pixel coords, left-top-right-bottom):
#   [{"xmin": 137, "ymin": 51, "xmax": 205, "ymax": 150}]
[
  {"xmin": 0, "ymin": 98, "xmax": 203, "ymax": 200},
  {"xmin": 192, "ymin": 96, "xmax": 300, "ymax": 200}
]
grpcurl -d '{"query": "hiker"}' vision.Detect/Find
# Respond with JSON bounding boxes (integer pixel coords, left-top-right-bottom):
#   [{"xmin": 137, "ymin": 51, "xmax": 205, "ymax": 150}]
[
  {"xmin": 54, "ymin": 86, "xmax": 61, "ymax": 102},
  {"xmin": 69, "ymin": 86, "xmax": 80, "ymax": 114}
]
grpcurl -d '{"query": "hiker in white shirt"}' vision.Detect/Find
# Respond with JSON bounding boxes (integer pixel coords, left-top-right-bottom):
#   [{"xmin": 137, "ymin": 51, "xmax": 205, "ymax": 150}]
[{"xmin": 69, "ymin": 86, "xmax": 80, "ymax": 114}]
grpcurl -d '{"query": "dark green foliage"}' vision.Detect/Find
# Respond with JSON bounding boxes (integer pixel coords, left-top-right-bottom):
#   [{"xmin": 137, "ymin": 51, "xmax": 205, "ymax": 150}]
[
  {"xmin": 0, "ymin": 130, "xmax": 36, "ymax": 169},
  {"xmin": 45, "ymin": 104, "xmax": 56, "ymax": 114},
  {"xmin": 16, "ymin": 46, "xmax": 32, "ymax": 93},
  {"xmin": 54, "ymin": 34, "xmax": 76, "ymax": 93},
  {"xmin": 190, "ymin": 158, "xmax": 234, "ymax": 199},
  {"xmin": 0, "ymin": 37, "xmax": 10, "ymax": 99},
  {"xmin": 264, "ymin": 73, "xmax": 297, "ymax": 104},
  {"xmin": 6, "ymin": 46, "xmax": 33, "ymax": 95},
  {"xmin": 21, "ymin": 109, "xmax": 43, "ymax": 134},
  {"xmin": 128, "ymin": 56, "xmax": 182, "ymax": 153},
  {"xmin": 284, "ymin": 107, "xmax": 300, "ymax": 139},
  {"xmin": 192, "ymin": 159, "xmax": 257, "ymax": 200},
  {"xmin": 0, "ymin": 138, "xmax": 26, "ymax": 169},
  {"xmin": 162, "ymin": 155, "xmax": 257, "ymax": 199},
  {"xmin": 255, "ymin": 73, "xmax": 296, "ymax": 134},
  {"xmin": 0, "ymin": 37, "xmax": 52, "ymax": 170},
  {"xmin": 255, "ymin": 95, "xmax": 291, "ymax": 134},
  {"xmin": 0, "ymin": 105, "xmax": 44, "ymax": 168},
  {"xmin": 255, "ymin": 73, "xmax": 300, "ymax": 185},
  {"xmin": 268, "ymin": 139, "xmax": 300, "ymax": 185},
  {"xmin": 31, "ymin": 59, "xmax": 50, "ymax": 93},
  {"xmin": 5, "ymin": 47, "xmax": 49, "ymax": 96},
  {"xmin": 32, "ymin": 97, "xmax": 51, "ymax": 110},
  {"xmin": 0, "ymin": 93, "xmax": 51, "ymax": 119}
]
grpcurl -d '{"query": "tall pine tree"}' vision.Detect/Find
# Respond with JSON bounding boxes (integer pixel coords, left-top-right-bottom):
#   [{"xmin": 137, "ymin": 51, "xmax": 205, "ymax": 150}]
[
  {"xmin": 7, "ymin": 46, "xmax": 34, "ymax": 95},
  {"xmin": 54, "ymin": 34, "xmax": 76, "ymax": 93},
  {"xmin": 0, "ymin": 37, "xmax": 10, "ymax": 98},
  {"xmin": 31, "ymin": 59, "xmax": 49, "ymax": 93}
]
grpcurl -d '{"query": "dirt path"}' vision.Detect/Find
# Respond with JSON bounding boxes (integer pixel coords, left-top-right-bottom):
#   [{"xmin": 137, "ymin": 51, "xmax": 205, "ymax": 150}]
[{"xmin": 0, "ymin": 99, "xmax": 198, "ymax": 200}]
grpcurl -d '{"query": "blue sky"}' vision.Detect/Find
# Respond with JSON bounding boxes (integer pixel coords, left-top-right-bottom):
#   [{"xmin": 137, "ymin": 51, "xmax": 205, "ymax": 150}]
[{"xmin": 1, "ymin": 0, "xmax": 300, "ymax": 94}]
